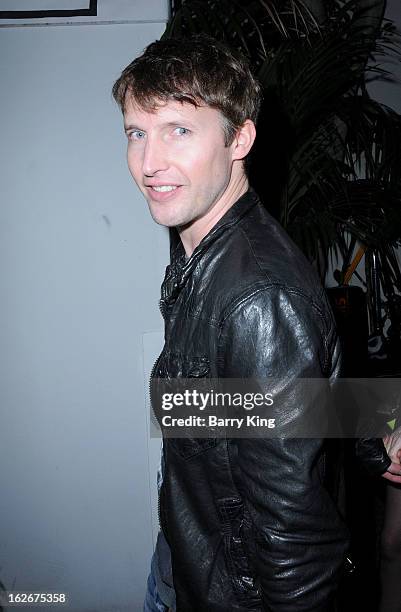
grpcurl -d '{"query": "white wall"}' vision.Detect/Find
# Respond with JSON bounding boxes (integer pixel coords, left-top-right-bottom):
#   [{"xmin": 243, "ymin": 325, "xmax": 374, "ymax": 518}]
[
  {"xmin": 0, "ymin": 6, "xmax": 168, "ymax": 612},
  {"xmin": 368, "ymin": 0, "xmax": 401, "ymax": 114}
]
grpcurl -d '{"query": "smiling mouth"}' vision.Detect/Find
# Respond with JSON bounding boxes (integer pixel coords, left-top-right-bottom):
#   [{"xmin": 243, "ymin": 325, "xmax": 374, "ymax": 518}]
[{"xmin": 150, "ymin": 185, "xmax": 179, "ymax": 192}]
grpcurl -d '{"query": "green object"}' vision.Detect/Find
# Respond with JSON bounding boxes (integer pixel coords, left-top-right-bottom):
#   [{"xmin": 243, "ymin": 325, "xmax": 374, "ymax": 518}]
[{"xmin": 387, "ymin": 418, "xmax": 397, "ymax": 431}]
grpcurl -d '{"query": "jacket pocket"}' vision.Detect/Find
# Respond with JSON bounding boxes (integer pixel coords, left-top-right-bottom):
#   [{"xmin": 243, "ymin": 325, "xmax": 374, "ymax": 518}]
[
  {"xmin": 169, "ymin": 436, "xmax": 217, "ymax": 459},
  {"xmin": 155, "ymin": 352, "xmax": 210, "ymax": 379},
  {"xmin": 162, "ymin": 354, "xmax": 218, "ymax": 460},
  {"xmin": 218, "ymin": 498, "xmax": 260, "ymax": 600}
]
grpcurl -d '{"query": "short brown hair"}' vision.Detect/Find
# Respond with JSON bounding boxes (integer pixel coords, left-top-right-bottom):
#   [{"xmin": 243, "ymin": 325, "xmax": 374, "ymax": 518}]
[{"xmin": 112, "ymin": 34, "xmax": 262, "ymax": 146}]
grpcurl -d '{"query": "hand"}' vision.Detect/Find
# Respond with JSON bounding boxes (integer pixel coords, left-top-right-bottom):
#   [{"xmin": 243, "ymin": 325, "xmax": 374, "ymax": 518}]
[
  {"xmin": 382, "ymin": 426, "xmax": 401, "ymax": 483},
  {"xmin": 383, "ymin": 425, "xmax": 401, "ymax": 464},
  {"xmin": 382, "ymin": 461, "xmax": 401, "ymax": 483}
]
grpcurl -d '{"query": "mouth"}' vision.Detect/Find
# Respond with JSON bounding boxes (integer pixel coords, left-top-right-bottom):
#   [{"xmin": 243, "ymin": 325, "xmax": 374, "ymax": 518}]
[
  {"xmin": 145, "ymin": 184, "xmax": 182, "ymax": 202},
  {"xmin": 150, "ymin": 185, "xmax": 178, "ymax": 193}
]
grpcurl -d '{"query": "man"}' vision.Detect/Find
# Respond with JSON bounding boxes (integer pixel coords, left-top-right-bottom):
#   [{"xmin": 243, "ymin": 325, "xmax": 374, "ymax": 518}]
[{"xmin": 113, "ymin": 35, "xmax": 349, "ymax": 611}]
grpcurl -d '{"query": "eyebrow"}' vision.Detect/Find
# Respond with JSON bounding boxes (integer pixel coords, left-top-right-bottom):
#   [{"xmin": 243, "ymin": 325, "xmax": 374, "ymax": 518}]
[
  {"xmin": 124, "ymin": 124, "xmax": 141, "ymax": 132},
  {"xmin": 123, "ymin": 120, "xmax": 197, "ymax": 133},
  {"xmin": 164, "ymin": 120, "xmax": 197, "ymax": 129}
]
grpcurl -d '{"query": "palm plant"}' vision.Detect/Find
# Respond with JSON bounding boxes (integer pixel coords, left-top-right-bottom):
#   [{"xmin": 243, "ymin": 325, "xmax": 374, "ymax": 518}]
[{"xmin": 164, "ymin": 0, "xmax": 401, "ymax": 374}]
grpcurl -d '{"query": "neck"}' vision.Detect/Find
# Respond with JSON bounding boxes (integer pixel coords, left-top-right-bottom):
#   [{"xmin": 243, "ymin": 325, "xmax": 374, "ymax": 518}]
[{"xmin": 178, "ymin": 172, "xmax": 249, "ymax": 258}]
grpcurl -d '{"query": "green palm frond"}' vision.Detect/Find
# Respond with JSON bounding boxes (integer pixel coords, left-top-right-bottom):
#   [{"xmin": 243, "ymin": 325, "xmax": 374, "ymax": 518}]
[
  {"xmin": 338, "ymin": 96, "xmax": 401, "ymax": 185},
  {"xmin": 164, "ymin": 0, "xmax": 323, "ymax": 67},
  {"xmin": 258, "ymin": 2, "xmax": 393, "ymax": 135}
]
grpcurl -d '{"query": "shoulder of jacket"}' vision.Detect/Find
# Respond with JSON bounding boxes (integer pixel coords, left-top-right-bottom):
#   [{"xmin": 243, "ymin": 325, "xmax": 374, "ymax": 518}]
[{"xmin": 220, "ymin": 281, "xmax": 328, "ymax": 328}]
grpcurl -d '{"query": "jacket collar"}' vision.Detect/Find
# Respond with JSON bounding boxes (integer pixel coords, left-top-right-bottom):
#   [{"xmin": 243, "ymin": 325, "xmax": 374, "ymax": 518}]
[
  {"xmin": 161, "ymin": 189, "xmax": 260, "ymax": 309},
  {"xmin": 171, "ymin": 188, "xmax": 259, "ymax": 267}
]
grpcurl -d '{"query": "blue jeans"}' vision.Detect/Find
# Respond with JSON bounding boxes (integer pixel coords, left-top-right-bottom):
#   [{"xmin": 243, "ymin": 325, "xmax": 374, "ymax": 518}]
[{"xmin": 143, "ymin": 557, "xmax": 169, "ymax": 612}]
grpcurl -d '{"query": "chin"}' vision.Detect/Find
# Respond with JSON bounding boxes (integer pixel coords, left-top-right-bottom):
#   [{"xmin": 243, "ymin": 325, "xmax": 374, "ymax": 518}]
[
  {"xmin": 149, "ymin": 210, "xmax": 181, "ymax": 228},
  {"xmin": 148, "ymin": 205, "xmax": 192, "ymax": 229},
  {"xmin": 153, "ymin": 218, "xmax": 179, "ymax": 228}
]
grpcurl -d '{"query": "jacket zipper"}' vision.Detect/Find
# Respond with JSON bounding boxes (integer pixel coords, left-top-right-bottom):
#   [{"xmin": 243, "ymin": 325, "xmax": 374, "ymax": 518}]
[{"xmin": 148, "ymin": 298, "xmax": 165, "ymax": 533}]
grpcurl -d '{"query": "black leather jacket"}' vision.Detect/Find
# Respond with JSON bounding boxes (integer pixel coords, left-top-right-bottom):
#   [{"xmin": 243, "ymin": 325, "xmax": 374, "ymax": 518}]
[
  {"xmin": 355, "ymin": 438, "xmax": 391, "ymax": 476},
  {"xmin": 153, "ymin": 190, "xmax": 349, "ymax": 611}
]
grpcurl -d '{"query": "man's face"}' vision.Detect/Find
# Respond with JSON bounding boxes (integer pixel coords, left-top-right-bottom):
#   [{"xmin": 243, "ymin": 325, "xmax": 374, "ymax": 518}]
[{"xmin": 123, "ymin": 100, "xmax": 237, "ymax": 228}]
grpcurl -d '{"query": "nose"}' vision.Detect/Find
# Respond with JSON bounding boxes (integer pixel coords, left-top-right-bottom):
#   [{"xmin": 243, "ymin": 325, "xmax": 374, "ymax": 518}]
[{"xmin": 142, "ymin": 137, "xmax": 169, "ymax": 177}]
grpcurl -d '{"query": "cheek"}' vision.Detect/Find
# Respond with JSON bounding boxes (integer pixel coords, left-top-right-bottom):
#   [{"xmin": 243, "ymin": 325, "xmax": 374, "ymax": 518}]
[
  {"xmin": 185, "ymin": 146, "xmax": 230, "ymax": 185},
  {"xmin": 209, "ymin": 149, "xmax": 233, "ymax": 183},
  {"xmin": 127, "ymin": 151, "xmax": 142, "ymax": 182}
]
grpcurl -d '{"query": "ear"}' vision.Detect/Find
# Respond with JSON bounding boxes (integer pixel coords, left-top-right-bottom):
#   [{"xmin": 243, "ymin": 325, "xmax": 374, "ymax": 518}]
[{"xmin": 231, "ymin": 119, "xmax": 256, "ymax": 161}]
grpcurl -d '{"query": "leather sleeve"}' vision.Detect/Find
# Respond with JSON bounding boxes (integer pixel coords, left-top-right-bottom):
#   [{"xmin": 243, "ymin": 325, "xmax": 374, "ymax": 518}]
[
  {"xmin": 355, "ymin": 437, "xmax": 391, "ymax": 476},
  {"xmin": 218, "ymin": 286, "xmax": 349, "ymax": 611}
]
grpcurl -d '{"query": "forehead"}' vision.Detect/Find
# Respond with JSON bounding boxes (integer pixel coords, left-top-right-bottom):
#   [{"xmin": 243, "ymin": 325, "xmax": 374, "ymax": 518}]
[{"xmin": 123, "ymin": 99, "xmax": 224, "ymax": 130}]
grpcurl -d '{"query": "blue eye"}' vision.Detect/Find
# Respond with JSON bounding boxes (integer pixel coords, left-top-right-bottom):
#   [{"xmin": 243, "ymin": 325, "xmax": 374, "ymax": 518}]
[
  {"xmin": 128, "ymin": 130, "xmax": 146, "ymax": 141},
  {"xmin": 174, "ymin": 127, "xmax": 190, "ymax": 136}
]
